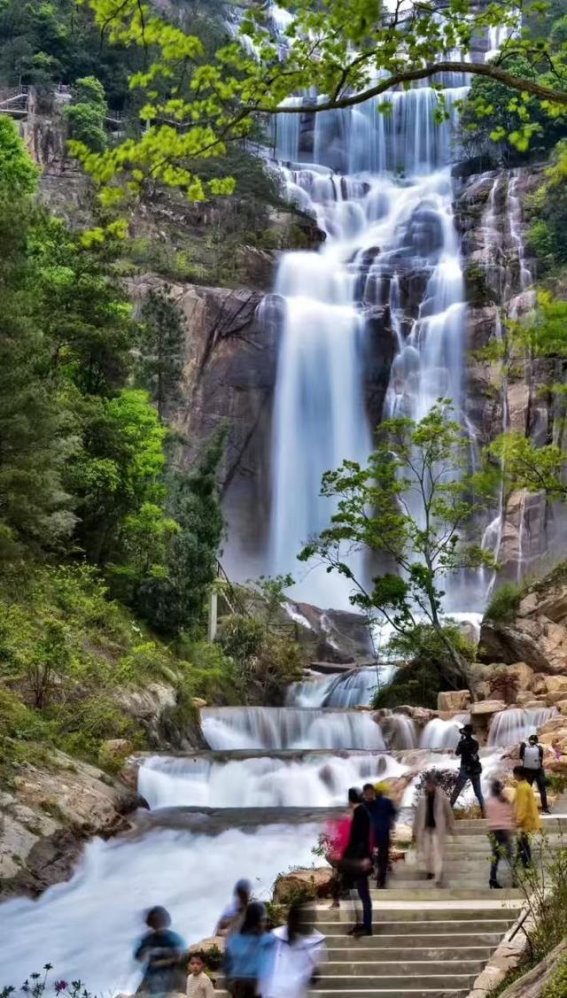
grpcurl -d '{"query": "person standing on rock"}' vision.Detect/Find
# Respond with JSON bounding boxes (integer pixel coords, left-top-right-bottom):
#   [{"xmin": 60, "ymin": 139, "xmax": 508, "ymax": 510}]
[
  {"xmin": 520, "ymin": 733, "xmax": 551, "ymax": 814},
  {"xmin": 450, "ymin": 724, "xmax": 485, "ymax": 816},
  {"xmin": 338, "ymin": 787, "xmax": 373, "ymax": 937},
  {"xmin": 362, "ymin": 782, "xmax": 397, "ymax": 889},
  {"xmin": 413, "ymin": 772, "xmax": 455, "ymax": 886},
  {"xmin": 513, "ymin": 766, "xmax": 542, "ymax": 869},
  {"xmin": 485, "ymin": 780, "xmax": 516, "ymax": 889}
]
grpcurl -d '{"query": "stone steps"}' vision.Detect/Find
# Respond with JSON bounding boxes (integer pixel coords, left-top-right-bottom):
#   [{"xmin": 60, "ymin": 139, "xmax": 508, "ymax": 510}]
[
  {"xmin": 324, "ymin": 958, "xmax": 486, "ymax": 975},
  {"xmin": 316, "ymin": 974, "xmax": 478, "ymax": 990},
  {"xmin": 362, "ymin": 888, "xmax": 522, "ymax": 900},
  {"xmin": 325, "ymin": 945, "xmax": 494, "ymax": 961},
  {"xmin": 323, "ymin": 934, "xmax": 504, "ymax": 948},
  {"xmin": 310, "ymin": 990, "xmax": 470, "ymax": 997},
  {"xmin": 310, "ymin": 894, "xmax": 519, "ymax": 997}
]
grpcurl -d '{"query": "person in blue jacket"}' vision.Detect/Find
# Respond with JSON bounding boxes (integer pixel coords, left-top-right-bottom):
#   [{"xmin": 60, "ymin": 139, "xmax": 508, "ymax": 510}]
[
  {"xmin": 224, "ymin": 901, "xmax": 276, "ymax": 998},
  {"xmin": 135, "ymin": 905, "xmax": 186, "ymax": 996}
]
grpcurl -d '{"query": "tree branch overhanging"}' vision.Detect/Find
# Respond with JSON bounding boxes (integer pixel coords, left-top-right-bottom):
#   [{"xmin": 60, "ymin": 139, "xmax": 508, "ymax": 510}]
[{"xmin": 252, "ymin": 60, "xmax": 567, "ymax": 113}]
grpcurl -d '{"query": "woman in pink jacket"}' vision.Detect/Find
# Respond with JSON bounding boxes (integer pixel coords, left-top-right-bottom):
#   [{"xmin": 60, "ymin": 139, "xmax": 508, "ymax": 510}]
[{"xmin": 485, "ymin": 780, "xmax": 516, "ymax": 889}]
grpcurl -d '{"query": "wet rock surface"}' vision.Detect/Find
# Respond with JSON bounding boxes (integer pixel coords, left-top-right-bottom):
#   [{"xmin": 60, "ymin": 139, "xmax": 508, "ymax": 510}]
[{"xmin": 0, "ymin": 752, "xmax": 140, "ymax": 899}]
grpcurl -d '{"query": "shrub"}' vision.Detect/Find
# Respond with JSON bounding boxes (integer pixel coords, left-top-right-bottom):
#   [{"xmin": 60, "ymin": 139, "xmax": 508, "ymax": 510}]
[
  {"xmin": 543, "ymin": 953, "xmax": 567, "ymax": 998},
  {"xmin": 372, "ymin": 623, "xmax": 475, "ymax": 709},
  {"xmin": 485, "ymin": 582, "xmax": 522, "ymax": 622}
]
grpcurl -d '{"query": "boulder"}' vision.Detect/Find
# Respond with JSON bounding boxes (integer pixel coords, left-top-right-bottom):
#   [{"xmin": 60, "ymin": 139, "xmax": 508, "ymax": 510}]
[
  {"xmin": 470, "ymin": 699, "xmax": 506, "ymax": 716},
  {"xmin": 192, "ymin": 698, "xmax": 208, "ymax": 709},
  {"xmin": 479, "ymin": 619, "xmax": 567, "ymax": 674},
  {"xmin": 556, "ymin": 700, "xmax": 567, "ymax": 716},
  {"xmin": 544, "ymin": 676, "xmax": 567, "ymax": 694},
  {"xmin": 273, "ymin": 867, "xmax": 334, "ymax": 903},
  {"xmin": 437, "ymin": 690, "xmax": 471, "ymax": 711},
  {"xmin": 532, "ymin": 674, "xmax": 549, "ymax": 695},
  {"xmin": 0, "ymin": 752, "xmax": 139, "ymax": 899}
]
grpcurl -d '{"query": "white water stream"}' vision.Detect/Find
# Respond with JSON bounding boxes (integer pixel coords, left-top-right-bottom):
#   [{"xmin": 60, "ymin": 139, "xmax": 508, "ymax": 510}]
[{"xmin": 268, "ymin": 75, "xmax": 470, "ymax": 605}]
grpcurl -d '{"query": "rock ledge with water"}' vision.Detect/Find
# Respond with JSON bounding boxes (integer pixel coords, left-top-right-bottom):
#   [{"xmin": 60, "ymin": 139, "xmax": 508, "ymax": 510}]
[{"xmin": 0, "ymin": 750, "xmax": 141, "ymax": 899}]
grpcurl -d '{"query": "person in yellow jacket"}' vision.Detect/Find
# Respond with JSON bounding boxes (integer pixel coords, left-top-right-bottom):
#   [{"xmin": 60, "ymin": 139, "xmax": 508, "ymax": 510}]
[{"xmin": 513, "ymin": 766, "xmax": 542, "ymax": 869}]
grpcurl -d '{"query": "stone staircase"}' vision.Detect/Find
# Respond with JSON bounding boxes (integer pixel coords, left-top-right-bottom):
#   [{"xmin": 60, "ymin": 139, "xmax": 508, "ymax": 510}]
[
  {"xmin": 308, "ymin": 813, "xmax": 567, "ymax": 997},
  {"xmin": 313, "ymin": 903, "xmax": 520, "ymax": 997}
]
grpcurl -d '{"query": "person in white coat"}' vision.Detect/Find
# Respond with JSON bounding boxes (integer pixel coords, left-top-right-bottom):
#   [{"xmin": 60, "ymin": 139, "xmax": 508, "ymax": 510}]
[{"xmin": 263, "ymin": 899, "xmax": 327, "ymax": 998}]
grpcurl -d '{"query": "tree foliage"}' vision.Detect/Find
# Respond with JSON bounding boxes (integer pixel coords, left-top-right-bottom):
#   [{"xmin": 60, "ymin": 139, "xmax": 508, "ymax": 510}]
[
  {"xmin": 300, "ymin": 402, "xmax": 491, "ymax": 688},
  {"xmin": 65, "ymin": 75, "xmax": 108, "ymax": 152},
  {"xmin": 68, "ymin": 0, "xmax": 567, "ymax": 202},
  {"xmin": 137, "ymin": 287, "xmax": 186, "ymax": 418}
]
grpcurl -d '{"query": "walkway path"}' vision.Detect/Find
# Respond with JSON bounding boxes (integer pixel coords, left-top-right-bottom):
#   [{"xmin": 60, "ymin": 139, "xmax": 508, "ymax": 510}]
[{"xmin": 310, "ymin": 812, "xmax": 566, "ymax": 998}]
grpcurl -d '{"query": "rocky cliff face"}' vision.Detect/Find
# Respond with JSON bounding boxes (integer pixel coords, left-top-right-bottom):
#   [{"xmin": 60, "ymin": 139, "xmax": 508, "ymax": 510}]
[{"xmin": 455, "ymin": 164, "xmax": 555, "ymax": 579}]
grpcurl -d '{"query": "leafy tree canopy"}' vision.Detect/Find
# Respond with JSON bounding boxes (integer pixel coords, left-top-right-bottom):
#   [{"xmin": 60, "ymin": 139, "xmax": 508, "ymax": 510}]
[
  {"xmin": 299, "ymin": 401, "xmax": 493, "ymax": 688},
  {"xmin": 75, "ymin": 0, "xmax": 567, "ymax": 202}
]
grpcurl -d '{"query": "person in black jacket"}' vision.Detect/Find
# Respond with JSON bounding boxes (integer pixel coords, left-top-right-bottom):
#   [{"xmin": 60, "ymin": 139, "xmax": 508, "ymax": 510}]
[
  {"xmin": 450, "ymin": 724, "xmax": 485, "ymax": 815},
  {"xmin": 339, "ymin": 787, "xmax": 373, "ymax": 937}
]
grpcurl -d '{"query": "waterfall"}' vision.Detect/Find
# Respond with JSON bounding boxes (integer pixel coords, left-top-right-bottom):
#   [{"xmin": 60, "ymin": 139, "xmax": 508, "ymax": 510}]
[
  {"xmin": 286, "ymin": 665, "xmax": 390, "ymax": 708},
  {"xmin": 268, "ymin": 71, "xmax": 473, "ymax": 605},
  {"xmin": 200, "ymin": 706, "xmax": 387, "ymax": 750},
  {"xmin": 487, "ymin": 706, "xmax": 558, "ymax": 747},
  {"xmin": 139, "ymin": 751, "xmax": 408, "ymax": 809},
  {"xmin": 420, "ymin": 715, "xmax": 468, "ymax": 750}
]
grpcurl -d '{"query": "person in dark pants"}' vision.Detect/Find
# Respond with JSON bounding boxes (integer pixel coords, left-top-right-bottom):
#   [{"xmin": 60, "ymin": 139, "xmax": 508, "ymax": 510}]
[
  {"xmin": 450, "ymin": 724, "xmax": 485, "ymax": 815},
  {"xmin": 520, "ymin": 733, "xmax": 551, "ymax": 813},
  {"xmin": 513, "ymin": 766, "xmax": 541, "ymax": 870},
  {"xmin": 485, "ymin": 780, "xmax": 516, "ymax": 889},
  {"xmin": 362, "ymin": 782, "xmax": 397, "ymax": 889},
  {"xmin": 339, "ymin": 787, "xmax": 373, "ymax": 937}
]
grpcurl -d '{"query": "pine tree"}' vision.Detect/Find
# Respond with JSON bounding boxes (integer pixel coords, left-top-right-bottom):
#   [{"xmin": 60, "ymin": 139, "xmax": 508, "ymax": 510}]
[
  {"xmin": 0, "ymin": 120, "xmax": 75, "ymax": 559},
  {"xmin": 137, "ymin": 287, "xmax": 185, "ymax": 419}
]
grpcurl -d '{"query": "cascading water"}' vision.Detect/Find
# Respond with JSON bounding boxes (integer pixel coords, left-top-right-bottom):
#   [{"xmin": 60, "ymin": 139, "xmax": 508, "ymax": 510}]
[
  {"xmin": 139, "ymin": 752, "xmax": 408, "ymax": 809},
  {"xmin": 487, "ymin": 706, "xmax": 558, "ymax": 747},
  {"xmin": 267, "ymin": 72, "xmax": 472, "ymax": 605},
  {"xmin": 287, "ymin": 665, "xmax": 388, "ymax": 708},
  {"xmin": 200, "ymin": 706, "xmax": 387, "ymax": 750}
]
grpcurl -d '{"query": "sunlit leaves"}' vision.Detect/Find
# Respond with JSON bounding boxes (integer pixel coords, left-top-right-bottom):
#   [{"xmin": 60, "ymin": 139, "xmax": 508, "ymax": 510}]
[{"xmin": 76, "ymin": 0, "xmax": 567, "ymax": 201}]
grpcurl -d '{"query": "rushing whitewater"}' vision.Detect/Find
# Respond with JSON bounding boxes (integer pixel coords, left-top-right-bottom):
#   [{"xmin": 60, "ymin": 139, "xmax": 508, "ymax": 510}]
[
  {"xmin": 200, "ymin": 706, "xmax": 387, "ymax": 750},
  {"xmin": 268, "ymin": 77, "xmax": 469, "ymax": 604}
]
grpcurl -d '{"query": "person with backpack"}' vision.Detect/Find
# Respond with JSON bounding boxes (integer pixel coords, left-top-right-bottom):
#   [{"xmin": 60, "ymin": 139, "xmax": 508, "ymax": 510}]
[
  {"xmin": 520, "ymin": 733, "xmax": 550, "ymax": 813},
  {"xmin": 450, "ymin": 724, "xmax": 485, "ymax": 815}
]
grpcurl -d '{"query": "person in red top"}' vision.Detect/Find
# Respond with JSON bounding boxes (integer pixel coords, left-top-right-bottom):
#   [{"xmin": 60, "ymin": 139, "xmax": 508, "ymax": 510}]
[{"xmin": 323, "ymin": 814, "xmax": 351, "ymax": 908}]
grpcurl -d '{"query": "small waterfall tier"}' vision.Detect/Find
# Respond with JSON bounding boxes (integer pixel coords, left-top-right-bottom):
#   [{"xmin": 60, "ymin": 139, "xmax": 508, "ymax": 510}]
[
  {"xmin": 200, "ymin": 706, "xmax": 387, "ymax": 750},
  {"xmin": 487, "ymin": 706, "xmax": 558, "ymax": 747},
  {"xmin": 138, "ymin": 751, "xmax": 408, "ymax": 809}
]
